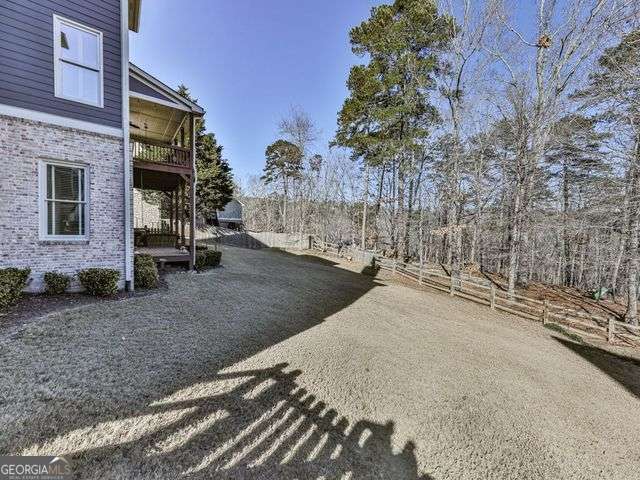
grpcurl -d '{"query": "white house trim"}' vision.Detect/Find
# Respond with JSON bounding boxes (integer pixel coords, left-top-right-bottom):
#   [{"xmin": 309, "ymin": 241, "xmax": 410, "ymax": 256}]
[
  {"xmin": 0, "ymin": 104, "xmax": 123, "ymax": 137},
  {"xmin": 129, "ymin": 90, "xmax": 191, "ymax": 112},
  {"xmin": 121, "ymin": 0, "xmax": 133, "ymax": 290},
  {"xmin": 38, "ymin": 159, "xmax": 91, "ymax": 242},
  {"xmin": 53, "ymin": 14, "xmax": 104, "ymax": 108}
]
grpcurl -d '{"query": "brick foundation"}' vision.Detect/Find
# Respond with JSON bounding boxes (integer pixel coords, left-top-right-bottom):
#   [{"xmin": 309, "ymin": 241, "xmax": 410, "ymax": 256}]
[{"xmin": 0, "ymin": 115, "xmax": 127, "ymax": 292}]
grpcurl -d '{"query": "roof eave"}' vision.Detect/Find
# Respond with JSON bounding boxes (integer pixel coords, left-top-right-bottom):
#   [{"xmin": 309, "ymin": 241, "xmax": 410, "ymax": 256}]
[
  {"xmin": 129, "ymin": 63, "xmax": 205, "ymax": 115},
  {"xmin": 129, "ymin": 0, "xmax": 141, "ymax": 32}
]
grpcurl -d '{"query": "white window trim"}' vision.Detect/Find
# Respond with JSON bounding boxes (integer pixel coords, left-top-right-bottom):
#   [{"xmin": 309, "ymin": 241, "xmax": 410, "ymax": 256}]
[
  {"xmin": 53, "ymin": 14, "xmax": 104, "ymax": 108},
  {"xmin": 39, "ymin": 159, "xmax": 90, "ymax": 241}
]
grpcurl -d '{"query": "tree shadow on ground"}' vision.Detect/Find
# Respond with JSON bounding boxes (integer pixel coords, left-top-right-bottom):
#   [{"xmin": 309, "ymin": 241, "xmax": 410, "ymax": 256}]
[
  {"xmin": 68, "ymin": 363, "xmax": 432, "ymax": 479},
  {"xmin": 553, "ymin": 337, "xmax": 640, "ymax": 399},
  {"xmin": 267, "ymin": 248, "xmax": 343, "ymax": 268}
]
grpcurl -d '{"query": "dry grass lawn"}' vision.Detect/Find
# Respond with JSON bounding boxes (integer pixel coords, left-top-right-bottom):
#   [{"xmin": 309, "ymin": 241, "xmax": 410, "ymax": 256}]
[{"xmin": 1, "ymin": 245, "xmax": 640, "ymax": 479}]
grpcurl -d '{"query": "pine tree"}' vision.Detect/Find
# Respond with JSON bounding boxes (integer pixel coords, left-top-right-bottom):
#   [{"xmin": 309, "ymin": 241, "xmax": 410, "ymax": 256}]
[
  {"xmin": 176, "ymin": 84, "xmax": 234, "ymax": 221},
  {"xmin": 335, "ymin": 0, "xmax": 453, "ymax": 258},
  {"xmin": 262, "ymin": 139, "xmax": 303, "ymax": 231}
]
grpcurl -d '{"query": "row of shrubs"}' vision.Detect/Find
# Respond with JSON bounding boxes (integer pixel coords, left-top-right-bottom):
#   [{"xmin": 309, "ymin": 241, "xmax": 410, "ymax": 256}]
[
  {"xmin": 0, "ymin": 249, "xmax": 220, "ymax": 310},
  {"xmin": 0, "ymin": 260, "xmax": 157, "ymax": 311},
  {"xmin": 44, "ymin": 269, "xmax": 123, "ymax": 296},
  {"xmin": 42, "ymin": 261, "xmax": 161, "ymax": 295}
]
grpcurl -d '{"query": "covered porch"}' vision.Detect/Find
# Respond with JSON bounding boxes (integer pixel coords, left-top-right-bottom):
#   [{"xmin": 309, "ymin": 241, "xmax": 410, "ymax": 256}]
[{"xmin": 129, "ymin": 63, "xmax": 204, "ymax": 268}]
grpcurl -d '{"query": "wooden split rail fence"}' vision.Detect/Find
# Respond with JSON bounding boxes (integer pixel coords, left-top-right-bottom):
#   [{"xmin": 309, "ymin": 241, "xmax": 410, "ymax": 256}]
[{"xmin": 310, "ymin": 240, "xmax": 640, "ymax": 346}]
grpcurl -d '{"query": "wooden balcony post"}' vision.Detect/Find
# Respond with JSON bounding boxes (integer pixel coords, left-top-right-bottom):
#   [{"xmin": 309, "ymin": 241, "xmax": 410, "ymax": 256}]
[
  {"xmin": 180, "ymin": 178, "xmax": 186, "ymax": 246},
  {"xmin": 173, "ymin": 187, "xmax": 179, "ymax": 235},
  {"xmin": 168, "ymin": 191, "xmax": 174, "ymax": 233}
]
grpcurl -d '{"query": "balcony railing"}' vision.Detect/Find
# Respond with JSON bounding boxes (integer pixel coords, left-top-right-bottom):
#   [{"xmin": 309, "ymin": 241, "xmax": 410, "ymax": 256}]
[{"xmin": 131, "ymin": 137, "xmax": 191, "ymax": 169}]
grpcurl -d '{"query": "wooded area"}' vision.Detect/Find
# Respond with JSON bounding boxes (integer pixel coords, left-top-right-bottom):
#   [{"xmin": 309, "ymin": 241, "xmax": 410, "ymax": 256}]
[{"xmin": 240, "ymin": 0, "xmax": 640, "ymax": 324}]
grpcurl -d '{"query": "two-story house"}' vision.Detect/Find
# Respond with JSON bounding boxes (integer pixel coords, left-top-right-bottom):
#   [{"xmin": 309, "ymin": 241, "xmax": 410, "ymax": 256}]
[{"xmin": 0, "ymin": 0, "xmax": 203, "ymax": 291}]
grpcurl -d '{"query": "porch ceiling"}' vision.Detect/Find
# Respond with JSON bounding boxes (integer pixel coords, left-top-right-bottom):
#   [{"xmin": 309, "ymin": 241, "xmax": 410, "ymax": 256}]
[
  {"xmin": 134, "ymin": 167, "xmax": 182, "ymax": 192},
  {"xmin": 129, "ymin": 96, "xmax": 187, "ymax": 144}
]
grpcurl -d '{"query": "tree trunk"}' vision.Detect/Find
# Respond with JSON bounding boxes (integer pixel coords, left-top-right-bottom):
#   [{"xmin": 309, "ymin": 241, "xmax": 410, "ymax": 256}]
[
  {"xmin": 626, "ymin": 147, "xmax": 640, "ymax": 324},
  {"xmin": 397, "ymin": 166, "xmax": 407, "ymax": 259},
  {"xmin": 403, "ymin": 177, "xmax": 414, "ymax": 260},
  {"xmin": 282, "ymin": 176, "xmax": 288, "ymax": 233},
  {"xmin": 508, "ymin": 182, "xmax": 524, "ymax": 295},
  {"xmin": 612, "ymin": 184, "xmax": 630, "ymax": 296},
  {"xmin": 361, "ymin": 163, "xmax": 369, "ymax": 250},
  {"xmin": 562, "ymin": 163, "xmax": 572, "ymax": 286},
  {"xmin": 626, "ymin": 217, "xmax": 639, "ymax": 325}
]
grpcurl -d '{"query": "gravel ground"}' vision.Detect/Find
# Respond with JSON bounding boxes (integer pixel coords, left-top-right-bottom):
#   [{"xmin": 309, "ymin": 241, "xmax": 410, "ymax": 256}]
[{"xmin": 1, "ymin": 245, "xmax": 639, "ymax": 479}]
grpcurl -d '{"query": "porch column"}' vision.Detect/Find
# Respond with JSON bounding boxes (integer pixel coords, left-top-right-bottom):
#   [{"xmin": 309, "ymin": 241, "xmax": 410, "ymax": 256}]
[
  {"xmin": 168, "ymin": 191, "xmax": 174, "ymax": 233},
  {"xmin": 189, "ymin": 113, "xmax": 196, "ymax": 269},
  {"xmin": 180, "ymin": 177, "xmax": 186, "ymax": 246},
  {"xmin": 173, "ymin": 188, "xmax": 179, "ymax": 235}
]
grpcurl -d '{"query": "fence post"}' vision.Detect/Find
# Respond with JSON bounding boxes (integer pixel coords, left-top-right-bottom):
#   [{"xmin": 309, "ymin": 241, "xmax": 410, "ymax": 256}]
[
  {"xmin": 392, "ymin": 260, "xmax": 397, "ymax": 276},
  {"xmin": 608, "ymin": 318, "xmax": 615, "ymax": 344},
  {"xmin": 542, "ymin": 300, "xmax": 549, "ymax": 324},
  {"xmin": 450, "ymin": 274, "xmax": 455, "ymax": 296},
  {"xmin": 490, "ymin": 286, "xmax": 496, "ymax": 310},
  {"xmin": 418, "ymin": 268, "xmax": 423, "ymax": 285}
]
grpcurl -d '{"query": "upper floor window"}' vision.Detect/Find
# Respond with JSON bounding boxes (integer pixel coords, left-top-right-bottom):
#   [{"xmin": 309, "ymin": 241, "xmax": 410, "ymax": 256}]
[{"xmin": 53, "ymin": 15, "xmax": 103, "ymax": 108}]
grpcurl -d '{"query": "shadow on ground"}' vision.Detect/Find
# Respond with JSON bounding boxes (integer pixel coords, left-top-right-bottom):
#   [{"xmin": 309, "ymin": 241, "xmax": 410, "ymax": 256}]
[
  {"xmin": 70, "ymin": 363, "xmax": 431, "ymax": 479},
  {"xmin": 1, "ymin": 247, "xmax": 432, "ymax": 478},
  {"xmin": 554, "ymin": 337, "xmax": 640, "ymax": 399},
  {"xmin": 210, "ymin": 230, "xmax": 268, "ymax": 249}
]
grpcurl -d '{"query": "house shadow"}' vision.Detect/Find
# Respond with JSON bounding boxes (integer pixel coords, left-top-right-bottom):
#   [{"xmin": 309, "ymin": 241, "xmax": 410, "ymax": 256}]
[
  {"xmin": 199, "ymin": 227, "xmax": 269, "ymax": 250},
  {"xmin": 4, "ymin": 245, "xmax": 414, "ymax": 477},
  {"xmin": 68, "ymin": 363, "xmax": 432, "ymax": 479},
  {"xmin": 553, "ymin": 337, "xmax": 640, "ymax": 399}
]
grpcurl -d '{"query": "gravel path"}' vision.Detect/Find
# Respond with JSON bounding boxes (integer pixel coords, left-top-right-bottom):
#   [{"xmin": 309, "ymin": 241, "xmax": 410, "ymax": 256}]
[{"xmin": 1, "ymin": 245, "xmax": 639, "ymax": 479}]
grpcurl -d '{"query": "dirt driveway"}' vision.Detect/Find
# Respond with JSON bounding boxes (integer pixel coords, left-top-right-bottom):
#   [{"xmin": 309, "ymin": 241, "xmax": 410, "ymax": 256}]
[{"xmin": 1, "ymin": 246, "xmax": 639, "ymax": 479}]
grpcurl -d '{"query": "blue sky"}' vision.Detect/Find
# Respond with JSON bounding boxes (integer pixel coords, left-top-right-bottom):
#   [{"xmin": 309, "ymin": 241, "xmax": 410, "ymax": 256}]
[{"xmin": 130, "ymin": 0, "xmax": 384, "ymax": 182}]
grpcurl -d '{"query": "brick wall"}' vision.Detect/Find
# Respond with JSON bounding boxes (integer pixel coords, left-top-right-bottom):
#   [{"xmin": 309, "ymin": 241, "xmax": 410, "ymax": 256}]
[{"xmin": 0, "ymin": 115, "xmax": 127, "ymax": 292}]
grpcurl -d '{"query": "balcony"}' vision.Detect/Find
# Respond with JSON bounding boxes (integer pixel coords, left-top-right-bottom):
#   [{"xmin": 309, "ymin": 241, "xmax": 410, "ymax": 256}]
[{"xmin": 131, "ymin": 136, "xmax": 192, "ymax": 174}]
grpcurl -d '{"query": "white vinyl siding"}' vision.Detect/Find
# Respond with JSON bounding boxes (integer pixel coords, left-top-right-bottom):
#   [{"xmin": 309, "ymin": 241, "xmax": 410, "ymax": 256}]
[
  {"xmin": 39, "ymin": 160, "xmax": 89, "ymax": 241},
  {"xmin": 53, "ymin": 15, "xmax": 104, "ymax": 108}
]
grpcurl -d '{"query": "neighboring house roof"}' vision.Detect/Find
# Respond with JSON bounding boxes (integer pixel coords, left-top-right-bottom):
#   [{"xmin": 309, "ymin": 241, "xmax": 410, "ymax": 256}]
[
  {"xmin": 129, "ymin": 0, "xmax": 142, "ymax": 32},
  {"xmin": 129, "ymin": 63, "xmax": 205, "ymax": 115},
  {"xmin": 217, "ymin": 199, "xmax": 243, "ymax": 222}
]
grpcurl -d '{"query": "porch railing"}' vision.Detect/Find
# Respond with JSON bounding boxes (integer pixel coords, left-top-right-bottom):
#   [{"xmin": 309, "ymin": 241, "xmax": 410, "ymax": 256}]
[{"xmin": 131, "ymin": 137, "xmax": 191, "ymax": 169}]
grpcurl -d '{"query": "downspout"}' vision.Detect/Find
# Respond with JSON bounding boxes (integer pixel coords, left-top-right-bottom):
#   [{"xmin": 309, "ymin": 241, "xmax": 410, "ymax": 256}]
[
  {"xmin": 190, "ymin": 113, "xmax": 197, "ymax": 269},
  {"xmin": 121, "ymin": 0, "xmax": 133, "ymax": 290}
]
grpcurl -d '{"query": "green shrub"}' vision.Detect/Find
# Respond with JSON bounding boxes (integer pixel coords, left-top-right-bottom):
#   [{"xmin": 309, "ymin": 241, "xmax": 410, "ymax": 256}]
[
  {"xmin": 0, "ymin": 268, "xmax": 30, "ymax": 310},
  {"xmin": 207, "ymin": 250, "xmax": 222, "ymax": 267},
  {"xmin": 195, "ymin": 248, "xmax": 222, "ymax": 271},
  {"xmin": 44, "ymin": 272, "xmax": 71, "ymax": 295},
  {"xmin": 195, "ymin": 252, "xmax": 208, "ymax": 271},
  {"xmin": 78, "ymin": 268, "xmax": 120, "ymax": 296},
  {"xmin": 134, "ymin": 254, "xmax": 159, "ymax": 289}
]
